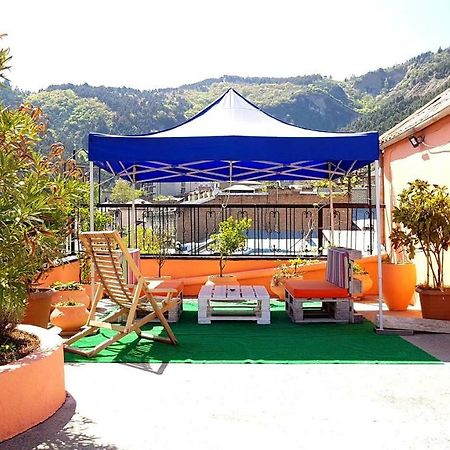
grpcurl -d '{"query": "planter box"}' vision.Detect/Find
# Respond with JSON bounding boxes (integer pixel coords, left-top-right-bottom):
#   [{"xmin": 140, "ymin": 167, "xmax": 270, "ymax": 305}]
[{"xmin": 0, "ymin": 325, "xmax": 66, "ymax": 442}]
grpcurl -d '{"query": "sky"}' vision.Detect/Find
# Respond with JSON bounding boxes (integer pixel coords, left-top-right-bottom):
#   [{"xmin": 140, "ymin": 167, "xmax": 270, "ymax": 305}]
[{"xmin": 2, "ymin": 0, "xmax": 450, "ymax": 92}]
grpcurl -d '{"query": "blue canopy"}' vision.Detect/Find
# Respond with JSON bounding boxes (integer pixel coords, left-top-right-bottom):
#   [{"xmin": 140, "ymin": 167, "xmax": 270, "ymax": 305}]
[{"xmin": 89, "ymin": 89, "xmax": 379, "ymax": 182}]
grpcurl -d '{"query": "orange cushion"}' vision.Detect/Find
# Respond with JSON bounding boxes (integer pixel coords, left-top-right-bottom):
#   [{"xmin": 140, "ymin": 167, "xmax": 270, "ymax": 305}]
[
  {"xmin": 285, "ymin": 279, "xmax": 349, "ymax": 298},
  {"xmin": 147, "ymin": 280, "xmax": 184, "ymax": 296}
]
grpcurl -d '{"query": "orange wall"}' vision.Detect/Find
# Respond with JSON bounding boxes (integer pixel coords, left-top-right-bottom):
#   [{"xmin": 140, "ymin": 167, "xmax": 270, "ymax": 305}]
[
  {"xmin": 40, "ymin": 260, "xmax": 81, "ymax": 287},
  {"xmin": 383, "ymin": 113, "xmax": 450, "ymax": 286},
  {"xmin": 41, "ymin": 255, "xmax": 380, "ymax": 297},
  {"xmin": 141, "ymin": 256, "xmax": 380, "ymax": 296}
]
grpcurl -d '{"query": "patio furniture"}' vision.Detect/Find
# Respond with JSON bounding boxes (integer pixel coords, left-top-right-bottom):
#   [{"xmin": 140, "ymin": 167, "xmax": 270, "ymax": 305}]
[
  {"xmin": 284, "ymin": 247, "xmax": 362, "ymax": 324},
  {"xmin": 64, "ymin": 231, "xmax": 177, "ymax": 357},
  {"xmin": 198, "ymin": 284, "xmax": 270, "ymax": 325},
  {"xmin": 145, "ymin": 278, "xmax": 184, "ymax": 322}
]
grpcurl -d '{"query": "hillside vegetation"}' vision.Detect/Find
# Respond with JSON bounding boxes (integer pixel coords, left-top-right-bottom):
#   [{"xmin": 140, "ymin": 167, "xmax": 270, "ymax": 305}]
[{"xmin": 1, "ymin": 47, "xmax": 449, "ymax": 158}]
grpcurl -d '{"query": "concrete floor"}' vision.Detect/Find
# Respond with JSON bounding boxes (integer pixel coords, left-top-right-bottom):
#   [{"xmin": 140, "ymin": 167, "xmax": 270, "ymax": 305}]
[
  {"xmin": 4, "ymin": 299, "xmax": 450, "ymax": 450},
  {"xmin": 3, "ymin": 362, "xmax": 450, "ymax": 450}
]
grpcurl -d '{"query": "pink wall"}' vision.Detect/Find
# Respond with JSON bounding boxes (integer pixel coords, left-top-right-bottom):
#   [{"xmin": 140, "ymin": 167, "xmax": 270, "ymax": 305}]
[{"xmin": 383, "ymin": 113, "xmax": 450, "ymax": 285}]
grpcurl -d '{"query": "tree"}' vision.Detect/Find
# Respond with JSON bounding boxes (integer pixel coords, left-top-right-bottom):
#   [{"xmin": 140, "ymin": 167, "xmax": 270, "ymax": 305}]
[
  {"xmin": 26, "ymin": 89, "xmax": 115, "ymax": 159},
  {"xmin": 0, "ymin": 103, "xmax": 86, "ymax": 333},
  {"xmin": 209, "ymin": 216, "xmax": 252, "ymax": 277},
  {"xmin": 110, "ymin": 179, "xmax": 144, "ymax": 203}
]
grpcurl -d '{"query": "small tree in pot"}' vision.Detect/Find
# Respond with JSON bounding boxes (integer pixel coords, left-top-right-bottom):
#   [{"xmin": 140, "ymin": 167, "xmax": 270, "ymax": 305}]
[
  {"xmin": 138, "ymin": 227, "xmax": 174, "ymax": 278},
  {"xmin": 209, "ymin": 216, "xmax": 252, "ymax": 284},
  {"xmin": 392, "ymin": 179, "xmax": 450, "ymax": 319}
]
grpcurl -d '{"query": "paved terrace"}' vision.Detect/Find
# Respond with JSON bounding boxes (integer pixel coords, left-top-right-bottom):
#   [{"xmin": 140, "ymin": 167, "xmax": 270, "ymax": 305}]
[{"xmin": 4, "ymin": 301, "xmax": 450, "ymax": 450}]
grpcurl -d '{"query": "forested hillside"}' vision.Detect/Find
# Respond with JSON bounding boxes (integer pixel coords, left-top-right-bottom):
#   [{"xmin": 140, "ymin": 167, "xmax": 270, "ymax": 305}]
[{"xmin": 1, "ymin": 46, "xmax": 449, "ymax": 158}]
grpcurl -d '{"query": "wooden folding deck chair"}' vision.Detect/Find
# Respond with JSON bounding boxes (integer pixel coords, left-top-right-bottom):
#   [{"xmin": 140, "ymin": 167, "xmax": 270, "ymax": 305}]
[{"xmin": 64, "ymin": 230, "xmax": 178, "ymax": 357}]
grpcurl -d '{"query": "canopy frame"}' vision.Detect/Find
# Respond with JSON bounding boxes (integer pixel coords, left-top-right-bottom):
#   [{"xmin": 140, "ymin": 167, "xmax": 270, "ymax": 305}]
[{"xmin": 87, "ymin": 88, "xmax": 384, "ymax": 330}]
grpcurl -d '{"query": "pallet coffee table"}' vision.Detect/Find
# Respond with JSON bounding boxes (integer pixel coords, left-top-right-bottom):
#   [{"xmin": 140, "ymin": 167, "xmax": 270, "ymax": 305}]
[{"xmin": 198, "ymin": 285, "xmax": 270, "ymax": 325}]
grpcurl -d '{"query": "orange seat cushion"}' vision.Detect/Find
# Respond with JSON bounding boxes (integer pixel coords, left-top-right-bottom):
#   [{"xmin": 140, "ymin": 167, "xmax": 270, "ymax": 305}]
[
  {"xmin": 147, "ymin": 279, "xmax": 184, "ymax": 296},
  {"xmin": 285, "ymin": 279, "xmax": 349, "ymax": 298}
]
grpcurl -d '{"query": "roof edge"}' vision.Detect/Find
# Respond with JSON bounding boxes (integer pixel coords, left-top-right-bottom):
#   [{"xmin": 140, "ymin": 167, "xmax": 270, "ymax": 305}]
[{"xmin": 380, "ymin": 89, "xmax": 450, "ymax": 149}]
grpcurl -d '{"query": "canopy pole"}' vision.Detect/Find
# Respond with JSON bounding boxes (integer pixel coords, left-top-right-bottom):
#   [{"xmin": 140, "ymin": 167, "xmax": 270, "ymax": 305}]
[
  {"xmin": 375, "ymin": 159, "xmax": 384, "ymax": 330},
  {"xmin": 131, "ymin": 166, "xmax": 137, "ymax": 249},
  {"xmin": 328, "ymin": 164, "xmax": 334, "ymax": 246},
  {"xmin": 89, "ymin": 161, "xmax": 94, "ymax": 232},
  {"xmin": 89, "ymin": 161, "xmax": 95, "ymax": 298}
]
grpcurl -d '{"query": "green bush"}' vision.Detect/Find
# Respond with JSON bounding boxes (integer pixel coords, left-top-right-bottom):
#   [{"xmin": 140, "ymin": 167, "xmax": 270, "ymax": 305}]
[
  {"xmin": 209, "ymin": 216, "xmax": 252, "ymax": 277},
  {"xmin": 0, "ymin": 102, "xmax": 86, "ymax": 334},
  {"xmin": 391, "ymin": 180, "xmax": 450, "ymax": 289}
]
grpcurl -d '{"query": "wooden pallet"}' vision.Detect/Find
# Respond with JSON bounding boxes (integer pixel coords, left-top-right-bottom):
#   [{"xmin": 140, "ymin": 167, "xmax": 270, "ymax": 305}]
[{"xmin": 285, "ymin": 293, "xmax": 354, "ymax": 324}]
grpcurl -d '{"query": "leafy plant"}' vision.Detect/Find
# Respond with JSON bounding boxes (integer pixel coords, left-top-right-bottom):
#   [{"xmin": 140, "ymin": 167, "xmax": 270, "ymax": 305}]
[
  {"xmin": 272, "ymin": 258, "xmax": 320, "ymax": 286},
  {"xmin": 110, "ymin": 179, "xmax": 144, "ymax": 203},
  {"xmin": 55, "ymin": 300, "xmax": 84, "ymax": 307},
  {"xmin": 391, "ymin": 179, "xmax": 450, "ymax": 289},
  {"xmin": 79, "ymin": 254, "xmax": 92, "ymax": 284},
  {"xmin": 0, "ymin": 95, "xmax": 85, "ymax": 333},
  {"xmin": 209, "ymin": 216, "xmax": 252, "ymax": 277},
  {"xmin": 352, "ymin": 263, "xmax": 368, "ymax": 275},
  {"xmin": 51, "ymin": 281, "xmax": 83, "ymax": 291},
  {"xmin": 137, "ymin": 226, "xmax": 174, "ymax": 277}
]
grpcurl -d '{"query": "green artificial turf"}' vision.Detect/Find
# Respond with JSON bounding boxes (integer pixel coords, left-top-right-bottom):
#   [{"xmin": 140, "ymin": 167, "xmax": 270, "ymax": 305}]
[{"xmin": 64, "ymin": 301, "xmax": 440, "ymax": 364}]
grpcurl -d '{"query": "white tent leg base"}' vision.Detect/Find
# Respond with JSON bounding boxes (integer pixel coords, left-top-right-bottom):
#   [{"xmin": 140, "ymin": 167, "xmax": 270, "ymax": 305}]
[{"xmin": 374, "ymin": 327, "xmax": 414, "ymax": 336}]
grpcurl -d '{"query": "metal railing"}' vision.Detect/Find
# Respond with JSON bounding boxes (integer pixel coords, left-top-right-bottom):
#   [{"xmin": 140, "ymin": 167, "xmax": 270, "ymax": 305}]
[{"xmin": 67, "ymin": 202, "xmax": 380, "ymax": 258}]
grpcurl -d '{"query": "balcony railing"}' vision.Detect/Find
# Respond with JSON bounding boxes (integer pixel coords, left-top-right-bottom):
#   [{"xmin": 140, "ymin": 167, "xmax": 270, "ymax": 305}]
[{"xmin": 68, "ymin": 202, "xmax": 380, "ymax": 258}]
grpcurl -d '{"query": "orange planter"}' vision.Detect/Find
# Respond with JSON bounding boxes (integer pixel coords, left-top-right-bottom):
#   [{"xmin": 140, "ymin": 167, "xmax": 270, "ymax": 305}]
[
  {"xmin": 353, "ymin": 273, "xmax": 373, "ymax": 299},
  {"xmin": 417, "ymin": 287, "xmax": 450, "ymax": 320},
  {"xmin": 50, "ymin": 287, "xmax": 90, "ymax": 309},
  {"xmin": 206, "ymin": 275, "xmax": 239, "ymax": 286},
  {"xmin": 22, "ymin": 288, "xmax": 54, "ymax": 328},
  {"xmin": 382, "ymin": 263, "xmax": 416, "ymax": 311},
  {"xmin": 270, "ymin": 276, "xmax": 303, "ymax": 300},
  {"xmin": 50, "ymin": 304, "xmax": 90, "ymax": 331},
  {"xmin": 0, "ymin": 325, "xmax": 65, "ymax": 442}
]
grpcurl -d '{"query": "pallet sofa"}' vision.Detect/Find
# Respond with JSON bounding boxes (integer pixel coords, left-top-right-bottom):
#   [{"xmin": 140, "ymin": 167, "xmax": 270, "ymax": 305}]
[{"xmin": 284, "ymin": 247, "xmax": 362, "ymax": 324}]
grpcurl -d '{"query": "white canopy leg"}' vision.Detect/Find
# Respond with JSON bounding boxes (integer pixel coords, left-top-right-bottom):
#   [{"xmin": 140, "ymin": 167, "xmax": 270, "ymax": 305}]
[
  {"xmin": 329, "ymin": 174, "xmax": 334, "ymax": 246},
  {"xmin": 375, "ymin": 159, "xmax": 384, "ymax": 330},
  {"xmin": 89, "ymin": 161, "xmax": 95, "ymax": 295},
  {"xmin": 131, "ymin": 166, "xmax": 137, "ymax": 248}
]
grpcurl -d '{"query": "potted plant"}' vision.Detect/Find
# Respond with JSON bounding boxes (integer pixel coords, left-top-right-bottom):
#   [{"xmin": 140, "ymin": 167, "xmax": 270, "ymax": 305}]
[
  {"xmin": 383, "ymin": 227, "xmax": 417, "ymax": 311},
  {"xmin": 208, "ymin": 216, "xmax": 252, "ymax": 285},
  {"xmin": 50, "ymin": 281, "xmax": 90, "ymax": 309},
  {"xmin": 139, "ymin": 227, "xmax": 174, "ymax": 278},
  {"xmin": 0, "ymin": 40, "xmax": 76, "ymax": 441},
  {"xmin": 270, "ymin": 258, "xmax": 320, "ymax": 299},
  {"xmin": 79, "ymin": 252, "xmax": 95, "ymax": 300},
  {"xmin": 352, "ymin": 263, "xmax": 373, "ymax": 299},
  {"xmin": 391, "ymin": 179, "xmax": 450, "ymax": 319},
  {"xmin": 49, "ymin": 300, "xmax": 89, "ymax": 332}
]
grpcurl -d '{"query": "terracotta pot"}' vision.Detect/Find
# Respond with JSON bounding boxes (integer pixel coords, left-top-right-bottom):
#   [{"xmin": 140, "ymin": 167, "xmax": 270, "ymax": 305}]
[
  {"xmin": 22, "ymin": 288, "xmax": 54, "ymax": 328},
  {"xmin": 416, "ymin": 287, "xmax": 450, "ymax": 320},
  {"xmin": 81, "ymin": 283, "xmax": 94, "ymax": 307},
  {"xmin": 382, "ymin": 263, "xmax": 416, "ymax": 311},
  {"xmin": 50, "ymin": 304, "xmax": 90, "ymax": 331},
  {"xmin": 50, "ymin": 287, "xmax": 90, "ymax": 309},
  {"xmin": 353, "ymin": 273, "xmax": 373, "ymax": 299},
  {"xmin": 206, "ymin": 274, "xmax": 239, "ymax": 286}
]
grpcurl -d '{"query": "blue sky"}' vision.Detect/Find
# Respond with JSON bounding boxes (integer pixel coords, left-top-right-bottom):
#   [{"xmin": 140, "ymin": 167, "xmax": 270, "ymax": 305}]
[{"xmin": 1, "ymin": 0, "xmax": 449, "ymax": 91}]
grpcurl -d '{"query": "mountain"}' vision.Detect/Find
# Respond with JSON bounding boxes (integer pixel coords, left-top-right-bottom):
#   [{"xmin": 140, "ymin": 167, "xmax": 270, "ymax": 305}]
[{"xmin": 1, "ymin": 46, "xmax": 449, "ymax": 157}]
